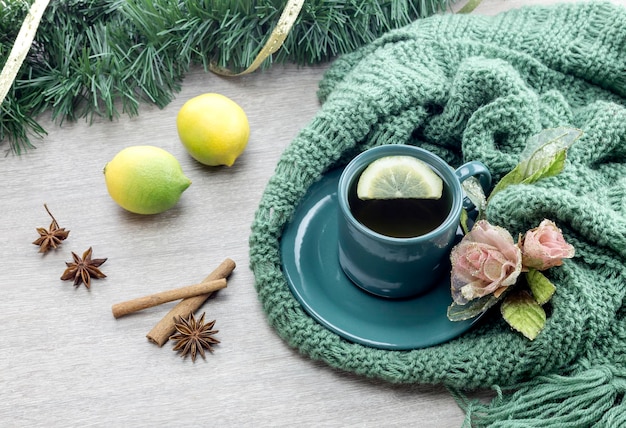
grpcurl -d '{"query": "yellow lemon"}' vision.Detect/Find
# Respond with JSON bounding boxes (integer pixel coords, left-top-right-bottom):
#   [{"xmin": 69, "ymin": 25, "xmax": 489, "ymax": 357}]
[
  {"xmin": 357, "ymin": 155, "xmax": 443, "ymax": 200},
  {"xmin": 176, "ymin": 93, "xmax": 250, "ymax": 166},
  {"xmin": 104, "ymin": 146, "xmax": 191, "ymax": 215}
]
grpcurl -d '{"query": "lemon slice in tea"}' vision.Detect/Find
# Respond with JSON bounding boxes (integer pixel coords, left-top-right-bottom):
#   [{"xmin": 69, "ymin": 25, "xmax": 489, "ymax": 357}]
[{"xmin": 356, "ymin": 155, "xmax": 443, "ymax": 200}]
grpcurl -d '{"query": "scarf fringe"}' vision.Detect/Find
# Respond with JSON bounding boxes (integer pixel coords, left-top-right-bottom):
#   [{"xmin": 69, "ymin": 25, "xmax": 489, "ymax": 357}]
[{"xmin": 452, "ymin": 364, "xmax": 626, "ymax": 427}]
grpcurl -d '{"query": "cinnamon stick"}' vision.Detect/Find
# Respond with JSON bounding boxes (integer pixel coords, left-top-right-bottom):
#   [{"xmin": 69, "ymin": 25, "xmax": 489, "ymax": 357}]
[
  {"xmin": 112, "ymin": 278, "xmax": 227, "ymax": 319},
  {"xmin": 146, "ymin": 258, "xmax": 236, "ymax": 346}
]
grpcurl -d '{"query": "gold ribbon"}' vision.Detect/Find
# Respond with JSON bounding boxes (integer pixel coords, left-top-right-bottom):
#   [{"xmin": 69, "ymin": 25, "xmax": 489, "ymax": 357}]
[
  {"xmin": 210, "ymin": 0, "xmax": 306, "ymax": 77},
  {"xmin": 0, "ymin": 0, "xmax": 50, "ymax": 106},
  {"xmin": 456, "ymin": 0, "xmax": 483, "ymax": 14}
]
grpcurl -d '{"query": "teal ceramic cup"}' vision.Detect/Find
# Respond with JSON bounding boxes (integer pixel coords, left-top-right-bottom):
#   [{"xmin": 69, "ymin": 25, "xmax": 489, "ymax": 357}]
[{"xmin": 337, "ymin": 145, "xmax": 491, "ymax": 299}]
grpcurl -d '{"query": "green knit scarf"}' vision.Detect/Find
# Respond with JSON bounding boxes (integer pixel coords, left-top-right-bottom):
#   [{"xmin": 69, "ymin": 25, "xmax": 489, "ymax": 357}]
[{"xmin": 249, "ymin": 2, "xmax": 626, "ymax": 425}]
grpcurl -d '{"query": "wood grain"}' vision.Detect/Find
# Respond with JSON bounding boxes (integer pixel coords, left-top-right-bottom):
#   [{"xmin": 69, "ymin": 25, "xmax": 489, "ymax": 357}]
[{"xmin": 1, "ymin": 1, "xmax": 619, "ymax": 426}]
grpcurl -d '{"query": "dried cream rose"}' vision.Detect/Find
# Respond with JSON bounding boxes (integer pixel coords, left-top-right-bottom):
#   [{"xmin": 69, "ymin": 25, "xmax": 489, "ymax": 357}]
[
  {"xmin": 521, "ymin": 219, "xmax": 575, "ymax": 270},
  {"xmin": 451, "ymin": 220, "xmax": 522, "ymax": 305}
]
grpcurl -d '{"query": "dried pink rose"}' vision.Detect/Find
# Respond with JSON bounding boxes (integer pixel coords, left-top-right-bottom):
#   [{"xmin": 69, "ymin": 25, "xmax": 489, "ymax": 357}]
[
  {"xmin": 451, "ymin": 220, "xmax": 522, "ymax": 305},
  {"xmin": 521, "ymin": 219, "xmax": 575, "ymax": 270}
]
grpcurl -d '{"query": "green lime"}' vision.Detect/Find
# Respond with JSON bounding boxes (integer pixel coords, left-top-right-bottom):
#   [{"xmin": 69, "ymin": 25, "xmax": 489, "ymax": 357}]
[
  {"xmin": 357, "ymin": 155, "xmax": 443, "ymax": 200},
  {"xmin": 104, "ymin": 146, "xmax": 191, "ymax": 214}
]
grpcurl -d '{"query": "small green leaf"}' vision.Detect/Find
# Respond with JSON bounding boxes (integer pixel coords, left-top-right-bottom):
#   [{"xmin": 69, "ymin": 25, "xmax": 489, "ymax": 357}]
[
  {"xmin": 447, "ymin": 294, "xmax": 501, "ymax": 321},
  {"xmin": 526, "ymin": 269, "xmax": 556, "ymax": 305},
  {"xmin": 490, "ymin": 148, "xmax": 566, "ymax": 196},
  {"xmin": 489, "ymin": 128, "xmax": 582, "ymax": 199},
  {"xmin": 520, "ymin": 127, "xmax": 583, "ymax": 159},
  {"xmin": 460, "ymin": 209, "xmax": 470, "ymax": 234},
  {"xmin": 501, "ymin": 290, "xmax": 546, "ymax": 340},
  {"xmin": 519, "ymin": 149, "xmax": 567, "ymax": 186}
]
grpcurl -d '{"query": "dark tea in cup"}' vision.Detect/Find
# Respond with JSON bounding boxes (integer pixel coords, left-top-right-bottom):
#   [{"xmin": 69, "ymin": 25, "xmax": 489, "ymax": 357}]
[{"xmin": 348, "ymin": 177, "xmax": 453, "ymax": 238}]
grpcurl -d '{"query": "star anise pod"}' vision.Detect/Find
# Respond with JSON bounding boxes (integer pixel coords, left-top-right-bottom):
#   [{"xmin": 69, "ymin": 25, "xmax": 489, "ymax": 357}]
[
  {"xmin": 33, "ymin": 204, "xmax": 70, "ymax": 253},
  {"xmin": 60, "ymin": 247, "xmax": 107, "ymax": 289},
  {"xmin": 170, "ymin": 312, "xmax": 220, "ymax": 362}
]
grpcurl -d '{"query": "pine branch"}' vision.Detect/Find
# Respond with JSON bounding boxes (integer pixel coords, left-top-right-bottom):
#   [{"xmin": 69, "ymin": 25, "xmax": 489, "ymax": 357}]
[{"xmin": 0, "ymin": 0, "xmax": 452, "ymax": 154}]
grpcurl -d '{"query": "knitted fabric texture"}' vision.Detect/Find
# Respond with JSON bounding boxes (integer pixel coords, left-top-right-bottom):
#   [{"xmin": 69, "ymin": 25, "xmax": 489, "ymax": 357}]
[{"xmin": 250, "ymin": 1, "xmax": 626, "ymax": 423}]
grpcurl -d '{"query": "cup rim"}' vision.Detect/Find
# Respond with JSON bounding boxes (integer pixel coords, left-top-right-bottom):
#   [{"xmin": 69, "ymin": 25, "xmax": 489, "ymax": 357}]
[{"xmin": 338, "ymin": 145, "xmax": 463, "ymax": 243}]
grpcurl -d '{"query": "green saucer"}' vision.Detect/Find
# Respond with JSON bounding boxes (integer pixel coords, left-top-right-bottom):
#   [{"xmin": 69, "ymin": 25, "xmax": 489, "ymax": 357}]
[{"xmin": 280, "ymin": 168, "xmax": 481, "ymax": 350}]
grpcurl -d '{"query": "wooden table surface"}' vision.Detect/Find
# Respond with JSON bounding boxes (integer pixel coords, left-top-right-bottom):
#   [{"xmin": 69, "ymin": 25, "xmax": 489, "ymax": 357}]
[{"xmin": 2, "ymin": 0, "xmax": 622, "ymax": 426}]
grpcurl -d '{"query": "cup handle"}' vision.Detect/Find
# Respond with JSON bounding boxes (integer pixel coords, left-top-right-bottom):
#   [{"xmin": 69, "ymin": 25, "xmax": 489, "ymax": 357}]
[{"xmin": 455, "ymin": 161, "xmax": 491, "ymax": 193}]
